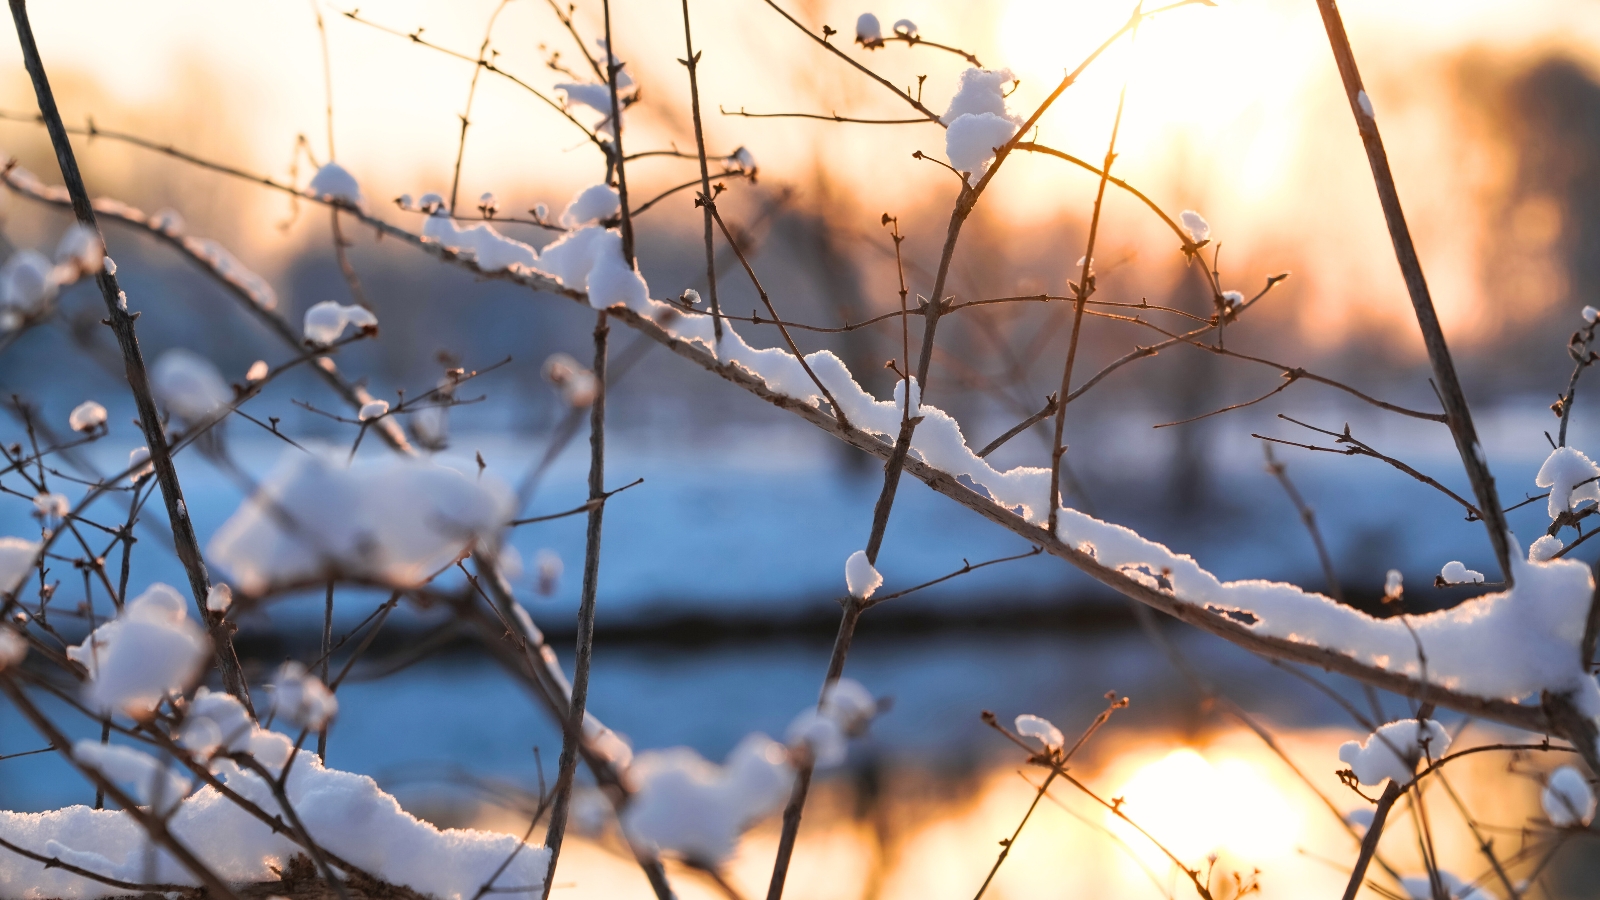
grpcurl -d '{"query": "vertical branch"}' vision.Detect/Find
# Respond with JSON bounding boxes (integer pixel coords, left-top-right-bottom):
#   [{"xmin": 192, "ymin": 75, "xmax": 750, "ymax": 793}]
[
  {"xmin": 603, "ymin": 0, "xmax": 634, "ymax": 262},
  {"xmin": 1314, "ymin": 0, "xmax": 1513, "ymax": 583},
  {"xmin": 449, "ymin": 0, "xmax": 512, "ymax": 214},
  {"xmin": 7, "ymin": 0, "xmax": 253, "ymax": 714},
  {"xmin": 678, "ymin": 0, "xmax": 721, "ymax": 341},
  {"xmin": 1264, "ymin": 442, "xmax": 1344, "ymax": 602},
  {"xmin": 318, "ymin": 580, "xmax": 333, "ymax": 761},
  {"xmin": 541, "ymin": 310, "xmax": 609, "ymax": 898},
  {"xmin": 1049, "ymin": 77, "xmax": 1131, "ymax": 535},
  {"xmin": 310, "ymin": 0, "xmax": 336, "ymax": 161},
  {"xmin": 1339, "ymin": 701, "xmax": 1436, "ymax": 900}
]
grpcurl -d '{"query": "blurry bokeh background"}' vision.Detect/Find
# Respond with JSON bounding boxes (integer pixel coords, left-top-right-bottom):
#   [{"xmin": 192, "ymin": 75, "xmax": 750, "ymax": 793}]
[{"xmin": 2, "ymin": 0, "xmax": 1600, "ymax": 896}]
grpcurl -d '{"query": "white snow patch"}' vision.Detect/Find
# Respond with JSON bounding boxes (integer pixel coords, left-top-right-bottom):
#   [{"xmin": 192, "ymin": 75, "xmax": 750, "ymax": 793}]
[
  {"xmin": 269, "ymin": 661, "xmax": 338, "ymax": 731},
  {"xmin": 0, "ymin": 689, "xmax": 548, "ymax": 899},
  {"xmin": 1543, "ymin": 765, "xmax": 1595, "ymax": 827},
  {"xmin": 1529, "ymin": 534, "xmax": 1564, "ymax": 563},
  {"xmin": 208, "ymin": 451, "xmax": 512, "ymax": 595},
  {"xmin": 1536, "ymin": 446, "xmax": 1600, "ymax": 519},
  {"xmin": 308, "ymin": 162, "xmax": 366, "ymax": 211},
  {"xmin": 303, "ymin": 300, "xmax": 378, "ymax": 345},
  {"xmin": 151, "ymin": 349, "xmax": 231, "ymax": 422},
  {"xmin": 68, "ymin": 400, "xmax": 106, "ymax": 433},
  {"xmin": 1015, "ymin": 714, "xmax": 1064, "ymax": 750},
  {"xmin": 845, "ymin": 550, "xmax": 882, "ymax": 599},
  {"xmin": 0, "ymin": 627, "xmax": 25, "ymax": 669},
  {"xmin": 622, "ymin": 733, "xmax": 793, "ymax": 865},
  {"xmin": 1179, "ymin": 210, "xmax": 1210, "ymax": 243},
  {"xmin": 561, "ymin": 184, "xmax": 620, "ymax": 227},
  {"xmin": 855, "ymin": 12, "xmax": 882, "ymax": 45},
  {"xmin": 1338, "ymin": 719, "xmax": 1450, "ymax": 786},
  {"xmin": 422, "ymin": 212, "xmax": 539, "ymax": 273},
  {"xmin": 1439, "ymin": 561, "xmax": 1484, "ymax": 585},
  {"xmin": 66, "ymin": 583, "xmax": 209, "ymax": 717}
]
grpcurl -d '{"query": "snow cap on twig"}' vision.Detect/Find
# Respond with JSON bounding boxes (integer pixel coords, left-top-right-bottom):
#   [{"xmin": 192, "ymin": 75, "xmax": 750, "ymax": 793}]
[{"xmin": 845, "ymin": 549, "xmax": 882, "ymax": 599}]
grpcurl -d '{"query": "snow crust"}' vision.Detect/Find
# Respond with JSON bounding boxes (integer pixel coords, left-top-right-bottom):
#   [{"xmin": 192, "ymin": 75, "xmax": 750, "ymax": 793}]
[
  {"xmin": 1338, "ymin": 719, "xmax": 1450, "ymax": 786},
  {"xmin": 0, "ymin": 690, "xmax": 548, "ymax": 899},
  {"xmin": 303, "ymin": 300, "xmax": 378, "ymax": 345},
  {"xmin": 1542, "ymin": 765, "xmax": 1595, "ymax": 827},
  {"xmin": 67, "ymin": 583, "xmax": 209, "ymax": 717},
  {"xmin": 845, "ymin": 549, "xmax": 882, "ymax": 599},
  {"xmin": 208, "ymin": 451, "xmax": 512, "ymax": 595},
  {"xmin": 151, "ymin": 349, "xmax": 231, "ymax": 422}
]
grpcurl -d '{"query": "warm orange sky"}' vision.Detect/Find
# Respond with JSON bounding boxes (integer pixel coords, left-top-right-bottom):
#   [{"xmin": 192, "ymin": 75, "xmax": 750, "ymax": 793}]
[{"xmin": 0, "ymin": 0, "xmax": 1597, "ymax": 349}]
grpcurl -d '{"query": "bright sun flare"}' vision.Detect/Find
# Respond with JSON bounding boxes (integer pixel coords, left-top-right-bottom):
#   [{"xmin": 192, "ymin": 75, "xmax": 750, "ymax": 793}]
[{"xmin": 1106, "ymin": 748, "xmax": 1302, "ymax": 870}]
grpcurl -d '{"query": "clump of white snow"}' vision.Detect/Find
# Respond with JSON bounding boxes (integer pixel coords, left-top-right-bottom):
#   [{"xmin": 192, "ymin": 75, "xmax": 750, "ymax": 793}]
[
  {"xmin": 67, "ymin": 400, "xmax": 106, "ymax": 433},
  {"xmin": 303, "ymin": 300, "xmax": 378, "ymax": 345},
  {"xmin": 358, "ymin": 399, "xmax": 390, "ymax": 422},
  {"xmin": 1438, "ymin": 561, "xmax": 1484, "ymax": 585},
  {"xmin": 845, "ymin": 550, "xmax": 882, "ymax": 599},
  {"xmin": 66, "ymin": 583, "xmax": 209, "ymax": 718},
  {"xmin": 1399, "ymin": 872, "xmax": 1492, "ymax": 900},
  {"xmin": 535, "ymin": 548, "xmax": 562, "ymax": 595},
  {"xmin": 149, "ymin": 208, "xmax": 185, "ymax": 236},
  {"xmin": 205, "ymin": 583, "xmax": 232, "ymax": 614},
  {"xmin": 308, "ymin": 162, "xmax": 366, "ymax": 211},
  {"xmin": 54, "ymin": 224, "xmax": 103, "ymax": 274},
  {"xmin": 622, "ymin": 733, "xmax": 793, "ymax": 865},
  {"xmin": 0, "ymin": 627, "xmax": 25, "ymax": 669},
  {"xmin": 1338, "ymin": 719, "xmax": 1450, "ymax": 786},
  {"xmin": 33, "ymin": 493, "xmax": 68, "ymax": 519},
  {"xmin": 1529, "ymin": 534, "xmax": 1564, "ymax": 563},
  {"xmin": 422, "ymin": 212, "xmax": 540, "ymax": 274},
  {"xmin": 269, "ymin": 661, "xmax": 338, "ymax": 731},
  {"xmin": 1179, "ymin": 210, "xmax": 1210, "ymax": 243},
  {"xmin": 731, "ymin": 146, "xmax": 757, "ymax": 175},
  {"xmin": 1543, "ymin": 766, "xmax": 1596, "ymax": 827},
  {"xmin": 1015, "ymin": 713, "xmax": 1064, "ymax": 751},
  {"xmin": 941, "ymin": 68, "xmax": 1021, "ymax": 181},
  {"xmin": 561, "ymin": 184, "xmax": 620, "ymax": 228},
  {"xmin": 542, "ymin": 353, "xmax": 598, "ymax": 407},
  {"xmin": 786, "ymin": 678, "xmax": 878, "ymax": 768},
  {"xmin": 73, "ymin": 741, "xmax": 191, "ymax": 813},
  {"xmin": 0, "ymin": 689, "xmax": 549, "ymax": 899},
  {"xmin": 151, "ymin": 349, "xmax": 231, "ymax": 423},
  {"xmin": 207, "ymin": 451, "xmax": 512, "ymax": 595},
  {"xmin": 0, "ymin": 249, "xmax": 59, "ymax": 326},
  {"xmin": 1384, "ymin": 569, "xmax": 1403, "ymax": 601},
  {"xmin": 0, "ymin": 537, "xmax": 40, "ymax": 595},
  {"xmin": 855, "ymin": 12, "xmax": 883, "ymax": 46},
  {"xmin": 1536, "ymin": 446, "xmax": 1600, "ymax": 519},
  {"xmin": 1585, "ymin": 305, "xmax": 1599, "ymax": 324},
  {"xmin": 245, "ymin": 360, "xmax": 268, "ymax": 382},
  {"xmin": 892, "ymin": 18, "xmax": 918, "ymax": 37}
]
